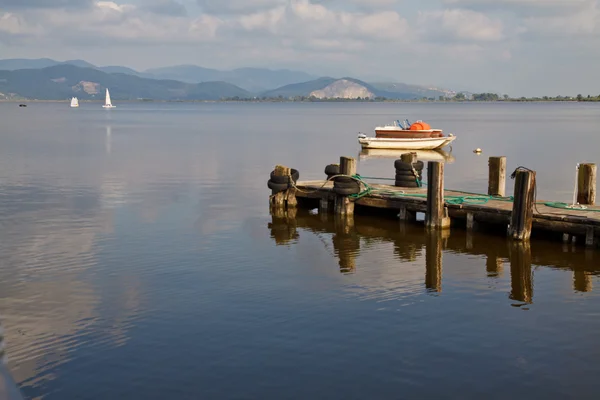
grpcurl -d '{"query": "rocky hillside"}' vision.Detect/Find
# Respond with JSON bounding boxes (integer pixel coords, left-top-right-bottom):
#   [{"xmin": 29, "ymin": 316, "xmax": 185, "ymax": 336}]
[{"xmin": 310, "ymin": 79, "xmax": 375, "ymax": 99}]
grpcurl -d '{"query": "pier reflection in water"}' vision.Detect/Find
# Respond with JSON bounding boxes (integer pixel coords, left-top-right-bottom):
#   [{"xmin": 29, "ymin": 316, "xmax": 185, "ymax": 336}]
[{"xmin": 268, "ymin": 209, "xmax": 600, "ymax": 302}]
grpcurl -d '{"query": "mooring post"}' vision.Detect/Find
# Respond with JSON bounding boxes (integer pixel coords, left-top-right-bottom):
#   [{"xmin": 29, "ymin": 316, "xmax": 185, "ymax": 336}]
[
  {"xmin": 401, "ymin": 152, "xmax": 418, "ymax": 165},
  {"xmin": 577, "ymin": 163, "xmax": 597, "ymax": 205},
  {"xmin": 426, "ymin": 161, "xmax": 450, "ymax": 229},
  {"xmin": 269, "ymin": 164, "xmax": 297, "ymax": 210},
  {"xmin": 488, "ymin": 156, "xmax": 507, "ymax": 197},
  {"xmin": 334, "ymin": 156, "xmax": 357, "ymax": 216},
  {"xmin": 508, "ymin": 169, "xmax": 536, "ymax": 241}
]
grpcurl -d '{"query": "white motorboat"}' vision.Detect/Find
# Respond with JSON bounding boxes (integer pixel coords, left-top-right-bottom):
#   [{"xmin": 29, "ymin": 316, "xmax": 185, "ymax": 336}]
[
  {"xmin": 102, "ymin": 89, "xmax": 116, "ymax": 109},
  {"xmin": 358, "ymin": 133, "xmax": 456, "ymax": 150},
  {"xmin": 70, "ymin": 97, "xmax": 79, "ymax": 108}
]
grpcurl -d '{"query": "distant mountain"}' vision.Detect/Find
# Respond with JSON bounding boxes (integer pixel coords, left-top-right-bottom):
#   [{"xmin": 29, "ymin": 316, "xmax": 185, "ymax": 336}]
[
  {"xmin": 261, "ymin": 77, "xmax": 338, "ymax": 98},
  {"xmin": 0, "ymin": 59, "xmax": 316, "ymax": 92},
  {"xmin": 145, "ymin": 65, "xmax": 315, "ymax": 92},
  {"xmin": 0, "ymin": 58, "xmax": 61, "ymax": 70},
  {"xmin": 98, "ymin": 66, "xmax": 141, "ymax": 75},
  {"xmin": 0, "ymin": 65, "xmax": 251, "ymax": 101},
  {"xmin": 370, "ymin": 82, "xmax": 450, "ymax": 99},
  {"xmin": 262, "ymin": 77, "xmax": 430, "ymax": 100},
  {"xmin": 0, "ymin": 58, "xmax": 453, "ymax": 98}
]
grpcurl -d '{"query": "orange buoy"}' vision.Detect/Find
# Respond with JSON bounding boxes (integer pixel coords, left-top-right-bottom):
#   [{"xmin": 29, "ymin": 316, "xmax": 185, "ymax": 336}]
[{"xmin": 409, "ymin": 121, "xmax": 431, "ymax": 131}]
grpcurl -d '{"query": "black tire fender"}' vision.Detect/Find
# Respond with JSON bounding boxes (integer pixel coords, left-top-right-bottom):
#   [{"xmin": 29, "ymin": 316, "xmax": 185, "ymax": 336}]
[
  {"xmin": 268, "ymin": 179, "xmax": 289, "ymax": 193},
  {"xmin": 324, "ymin": 164, "xmax": 340, "ymax": 176},
  {"xmin": 270, "ymin": 168, "xmax": 300, "ymax": 184},
  {"xmin": 333, "ymin": 186, "xmax": 361, "ymax": 196}
]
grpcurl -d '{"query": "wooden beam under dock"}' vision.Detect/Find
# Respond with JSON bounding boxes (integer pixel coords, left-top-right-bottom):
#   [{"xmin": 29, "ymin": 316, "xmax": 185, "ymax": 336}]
[{"xmin": 293, "ymin": 180, "xmax": 600, "ymax": 246}]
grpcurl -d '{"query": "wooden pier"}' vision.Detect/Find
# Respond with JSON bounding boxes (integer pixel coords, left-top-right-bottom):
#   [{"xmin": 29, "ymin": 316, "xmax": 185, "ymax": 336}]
[{"xmin": 268, "ymin": 154, "xmax": 600, "ymax": 247}]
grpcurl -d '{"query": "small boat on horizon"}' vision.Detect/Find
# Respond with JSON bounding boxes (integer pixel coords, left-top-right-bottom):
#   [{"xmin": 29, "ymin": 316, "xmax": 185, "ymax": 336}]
[
  {"xmin": 102, "ymin": 89, "xmax": 116, "ymax": 109},
  {"xmin": 70, "ymin": 97, "xmax": 79, "ymax": 108},
  {"xmin": 375, "ymin": 119, "xmax": 443, "ymax": 139}
]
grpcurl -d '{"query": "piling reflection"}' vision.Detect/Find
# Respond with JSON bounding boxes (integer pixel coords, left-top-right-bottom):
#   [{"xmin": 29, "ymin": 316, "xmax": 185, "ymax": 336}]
[
  {"xmin": 269, "ymin": 208, "xmax": 299, "ymax": 245},
  {"xmin": 425, "ymin": 232, "xmax": 443, "ymax": 293},
  {"xmin": 332, "ymin": 217, "xmax": 360, "ymax": 274},
  {"xmin": 509, "ymin": 242, "xmax": 533, "ymax": 304},
  {"xmin": 267, "ymin": 209, "xmax": 600, "ymax": 302}
]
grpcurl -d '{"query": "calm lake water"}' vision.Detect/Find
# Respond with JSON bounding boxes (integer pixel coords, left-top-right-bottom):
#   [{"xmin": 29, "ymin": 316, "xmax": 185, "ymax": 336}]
[{"xmin": 1, "ymin": 102, "xmax": 600, "ymax": 399}]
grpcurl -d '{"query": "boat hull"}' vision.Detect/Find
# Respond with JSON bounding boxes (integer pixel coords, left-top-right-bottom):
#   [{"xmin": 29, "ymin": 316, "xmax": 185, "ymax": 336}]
[
  {"xmin": 375, "ymin": 129, "xmax": 443, "ymax": 139},
  {"xmin": 358, "ymin": 135, "xmax": 456, "ymax": 150}
]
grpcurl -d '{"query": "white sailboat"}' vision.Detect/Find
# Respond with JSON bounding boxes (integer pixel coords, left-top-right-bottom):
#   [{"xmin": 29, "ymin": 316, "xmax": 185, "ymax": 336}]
[
  {"xmin": 70, "ymin": 97, "xmax": 79, "ymax": 108},
  {"xmin": 102, "ymin": 89, "xmax": 116, "ymax": 109}
]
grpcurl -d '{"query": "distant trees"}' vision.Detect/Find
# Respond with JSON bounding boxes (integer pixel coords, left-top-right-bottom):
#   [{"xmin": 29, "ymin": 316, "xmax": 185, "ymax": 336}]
[
  {"xmin": 472, "ymin": 93, "xmax": 500, "ymax": 101},
  {"xmin": 454, "ymin": 93, "xmax": 466, "ymax": 100}
]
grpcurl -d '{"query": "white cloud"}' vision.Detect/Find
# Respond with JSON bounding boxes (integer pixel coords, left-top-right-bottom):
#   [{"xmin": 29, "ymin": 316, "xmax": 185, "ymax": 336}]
[{"xmin": 419, "ymin": 8, "xmax": 504, "ymax": 42}]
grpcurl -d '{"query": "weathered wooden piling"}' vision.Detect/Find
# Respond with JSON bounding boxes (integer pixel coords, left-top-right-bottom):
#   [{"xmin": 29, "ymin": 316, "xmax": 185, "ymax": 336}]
[
  {"xmin": 577, "ymin": 163, "xmax": 597, "ymax": 205},
  {"xmin": 270, "ymin": 165, "xmax": 297, "ymax": 210},
  {"xmin": 334, "ymin": 156, "xmax": 357, "ymax": 216},
  {"xmin": 401, "ymin": 152, "xmax": 418, "ymax": 165},
  {"xmin": 426, "ymin": 161, "xmax": 450, "ymax": 229},
  {"xmin": 508, "ymin": 169, "xmax": 536, "ymax": 241},
  {"xmin": 488, "ymin": 156, "xmax": 507, "ymax": 197}
]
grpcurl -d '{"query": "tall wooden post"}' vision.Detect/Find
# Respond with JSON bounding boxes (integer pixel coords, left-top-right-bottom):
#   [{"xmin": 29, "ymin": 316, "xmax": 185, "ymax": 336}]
[
  {"xmin": 269, "ymin": 165, "xmax": 297, "ymax": 210},
  {"xmin": 577, "ymin": 163, "xmax": 597, "ymax": 205},
  {"xmin": 426, "ymin": 161, "xmax": 450, "ymax": 229},
  {"xmin": 334, "ymin": 156, "xmax": 357, "ymax": 216},
  {"xmin": 508, "ymin": 169, "xmax": 536, "ymax": 241},
  {"xmin": 488, "ymin": 156, "xmax": 506, "ymax": 197},
  {"xmin": 425, "ymin": 231, "xmax": 443, "ymax": 292}
]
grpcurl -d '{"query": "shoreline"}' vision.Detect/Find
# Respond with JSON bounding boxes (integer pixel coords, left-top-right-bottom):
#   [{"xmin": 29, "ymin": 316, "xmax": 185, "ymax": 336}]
[{"xmin": 1, "ymin": 99, "xmax": 597, "ymax": 104}]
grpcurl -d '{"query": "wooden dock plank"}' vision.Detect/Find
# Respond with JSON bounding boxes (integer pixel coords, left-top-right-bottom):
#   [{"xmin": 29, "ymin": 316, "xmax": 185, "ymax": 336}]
[{"xmin": 293, "ymin": 180, "xmax": 600, "ymax": 237}]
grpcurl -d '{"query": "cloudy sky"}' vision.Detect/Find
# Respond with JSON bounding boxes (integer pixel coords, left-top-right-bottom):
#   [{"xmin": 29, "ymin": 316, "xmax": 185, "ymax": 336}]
[{"xmin": 0, "ymin": 0, "xmax": 599, "ymax": 96}]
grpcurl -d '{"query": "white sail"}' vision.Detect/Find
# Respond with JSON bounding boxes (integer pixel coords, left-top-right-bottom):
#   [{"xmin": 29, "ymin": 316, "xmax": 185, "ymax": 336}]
[
  {"xmin": 70, "ymin": 97, "xmax": 79, "ymax": 107},
  {"xmin": 103, "ymin": 89, "xmax": 116, "ymax": 109}
]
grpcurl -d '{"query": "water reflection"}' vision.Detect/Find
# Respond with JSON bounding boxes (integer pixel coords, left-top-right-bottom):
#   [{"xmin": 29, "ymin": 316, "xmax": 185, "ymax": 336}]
[
  {"xmin": 359, "ymin": 148, "xmax": 455, "ymax": 163},
  {"xmin": 508, "ymin": 242, "xmax": 533, "ymax": 304},
  {"xmin": 268, "ymin": 209, "xmax": 600, "ymax": 302},
  {"xmin": 105, "ymin": 125, "xmax": 112, "ymax": 155}
]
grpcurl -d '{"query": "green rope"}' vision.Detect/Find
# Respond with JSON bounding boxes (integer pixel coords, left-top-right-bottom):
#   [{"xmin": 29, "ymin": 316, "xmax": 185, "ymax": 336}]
[
  {"xmin": 356, "ymin": 176, "xmax": 396, "ymax": 181},
  {"xmin": 350, "ymin": 175, "xmax": 513, "ymax": 205},
  {"xmin": 340, "ymin": 175, "xmax": 600, "ymax": 212}
]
